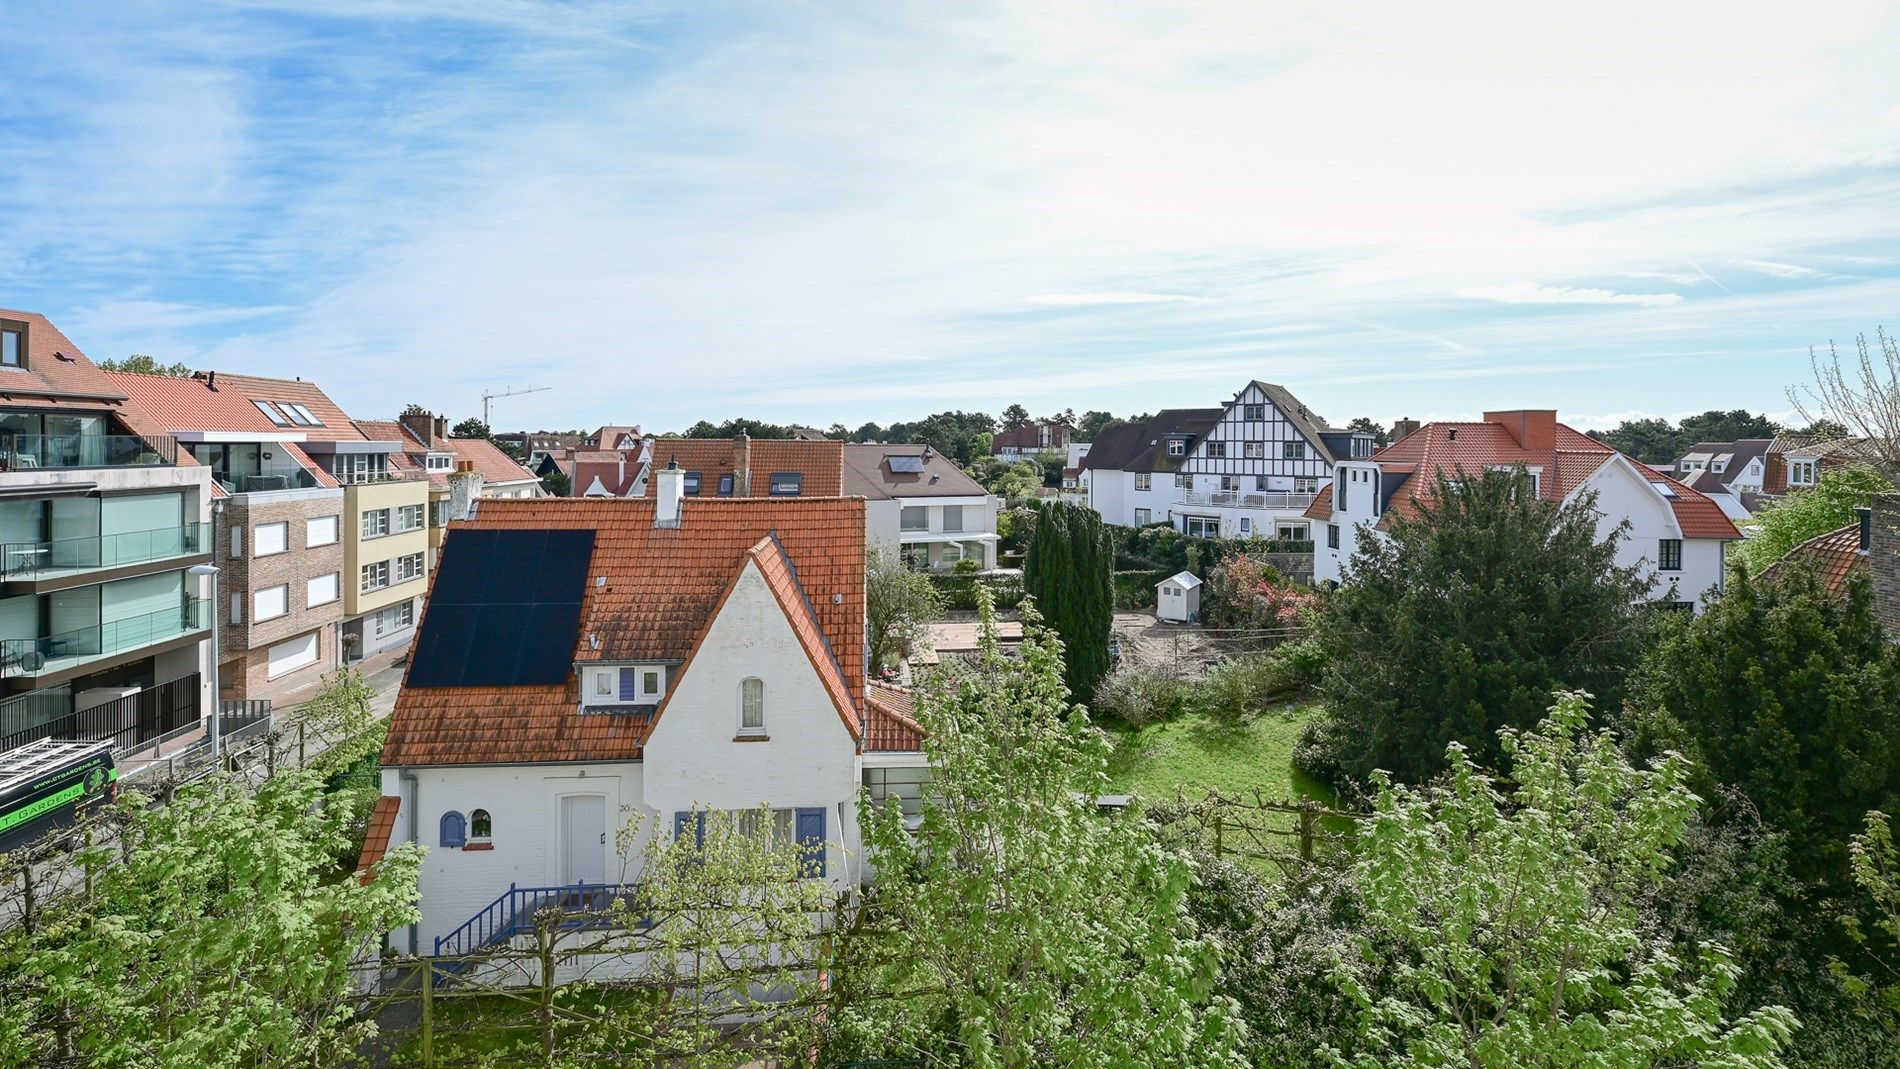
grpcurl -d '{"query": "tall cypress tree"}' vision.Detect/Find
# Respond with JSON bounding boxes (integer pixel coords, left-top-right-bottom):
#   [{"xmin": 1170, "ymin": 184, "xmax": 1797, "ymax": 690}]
[{"xmin": 1023, "ymin": 503, "xmax": 1113, "ymax": 701}]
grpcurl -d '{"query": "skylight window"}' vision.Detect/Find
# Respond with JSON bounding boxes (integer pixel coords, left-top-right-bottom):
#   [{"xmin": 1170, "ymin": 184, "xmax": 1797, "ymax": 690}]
[
  {"xmin": 285, "ymin": 403, "xmax": 323, "ymax": 426},
  {"xmin": 1649, "ymin": 481, "xmax": 1678, "ymax": 498},
  {"xmin": 252, "ymin": 400, "xmax": 293, "ymax": 426},
  {"xmin": 886, "ymin": 455, "xmax": 925, "ymax": 474},
  {"xmin": 770, "ymin": 472, "xmax": 803, "ymax": 496}
]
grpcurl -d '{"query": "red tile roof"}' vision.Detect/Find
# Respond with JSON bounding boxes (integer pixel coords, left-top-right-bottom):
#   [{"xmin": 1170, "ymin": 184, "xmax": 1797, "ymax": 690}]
[
  {"xmin": 645, "ymin": 439, "xmax": 844, "ymax": 497},
  {"xmin": 1304, "ymin": 484, "xmax": 1333, "ymax": 521},
  {"xmin": 355, "ymin": 795, "xmax": 402, "ymax": 884},
  {"xmin": 1364, "ymin": 420, "xmax": 1739, "ymax": 540},
  {"xmin": 205, "ymin": 372, "xmax": 363, "ymax": 441},
  {"xmin": 0, "ymin": 311, "xmax": 191, "ymax": 461},
  {"xmin": 107, "ymin": 370, "xmax": 346, "ymax": 487},
  {"xmin": 1760, "ymin": 522, "xmax": 1865, "ymax": 597},
  {"xmin": 448, "ymin": 436, "xmax": 539, "ymax": 486},
  {"xmin": 866, "ymin": 682, "xmax": 924, "ymax": 753},
  {"xmin": 382, "ymin": 496, "xmax": 867, "ymax": 766}
]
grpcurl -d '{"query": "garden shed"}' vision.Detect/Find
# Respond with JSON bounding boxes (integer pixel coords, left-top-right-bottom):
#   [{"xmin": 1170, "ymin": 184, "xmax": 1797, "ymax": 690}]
[{"xmin": 1154, "ymin": 571, "xmax": 1202, "ymax": 623}]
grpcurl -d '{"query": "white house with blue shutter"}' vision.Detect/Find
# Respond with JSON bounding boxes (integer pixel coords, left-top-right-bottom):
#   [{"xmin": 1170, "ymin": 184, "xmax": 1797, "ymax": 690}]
[{"xmin": 362, "ymin": 476, "xmax": 926, "ymax": 966}]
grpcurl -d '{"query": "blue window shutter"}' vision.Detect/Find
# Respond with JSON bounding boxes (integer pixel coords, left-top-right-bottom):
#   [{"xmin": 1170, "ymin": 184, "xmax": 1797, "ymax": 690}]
[
  {"xmin": 673, "ymin": 810, "xmax": 706, "ymax": 849},
  {"xmin": 795, "ymin": 808, "xmax": 826, "ymax": 878},
  {"xmin": 620, "ymin": 668, "xmax": 638, "ymax": 701},
  {"xmin": 439, "ymin": 811, "xmax": 466, "ymax": 848}
]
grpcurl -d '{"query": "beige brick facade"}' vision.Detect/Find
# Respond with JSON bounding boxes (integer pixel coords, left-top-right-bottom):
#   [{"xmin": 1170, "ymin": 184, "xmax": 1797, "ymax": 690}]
[{"xmin": 215, "ymin": 489, "xmax": 348, "ymax": 699}]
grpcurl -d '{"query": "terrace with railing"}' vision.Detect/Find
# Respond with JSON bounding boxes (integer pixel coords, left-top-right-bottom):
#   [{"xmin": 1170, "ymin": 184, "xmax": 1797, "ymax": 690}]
[
  {"xmin": 0, "ymin": 523, "xmax": 209, "ymax": 582},
  {"xmin": 1174, "ymin": 489, "xmax": 1318, "ymax": 511},
  {"xmin": 0, "ymin": 431, "xmax": 178, "ymax": 472},
  {"xmin": 0, "ymin": 598, "xmax": 210, "ymax": 680}
]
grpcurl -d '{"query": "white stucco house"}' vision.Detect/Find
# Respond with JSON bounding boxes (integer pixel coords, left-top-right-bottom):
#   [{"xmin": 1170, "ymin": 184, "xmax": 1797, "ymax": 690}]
[
  {"xmin": 1307, "ymin": 410, "xmax": 1741, "ymax": 611},
  {"xmin": 1082, "ymin": 381, "xmax": 1377, "ymax": 542},
  {"xmin": 359, "ymin": 474, "xmax": 925, "ymax": 961},
  {"xmin": 842, "ymin": 444, "xmax": 1000, "ymax": 571}
]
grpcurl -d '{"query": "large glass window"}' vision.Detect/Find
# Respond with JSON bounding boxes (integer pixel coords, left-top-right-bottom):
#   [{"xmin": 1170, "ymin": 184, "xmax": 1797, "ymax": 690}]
[
  {"xmin": 0, "ymin": 327, "xmax": 21, "ymax": 367},
  {"xmin": 900, "ymin": 506, "xmax": 928, "ymax": 531}
]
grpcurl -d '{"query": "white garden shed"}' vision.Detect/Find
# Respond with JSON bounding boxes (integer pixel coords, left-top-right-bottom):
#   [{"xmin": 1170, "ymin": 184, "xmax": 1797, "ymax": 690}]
[{"xmin": 1155, "ymin": 571, "xmax": 1202, "ymax": 624}]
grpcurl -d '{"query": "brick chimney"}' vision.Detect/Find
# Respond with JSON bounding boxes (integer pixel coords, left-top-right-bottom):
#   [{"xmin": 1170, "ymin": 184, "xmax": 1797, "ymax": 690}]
[
  {"xmin": 1872, "ymin": 494, "xmax": 1900, "ymax": 638},
  {"xmin": 733, "ymin": 432, "xmax": 751, "ymax": 496},
  {"xmin": 1390, "ymin": 418, "xmax": 1420, "ymax": 442},
  {"xmin": 1484, "ymin": 410, "xmax": 1557, "ymax": 450},
  {"xmin": 399, "ymin": 404, "xmax": 436, "ymax": 446}
]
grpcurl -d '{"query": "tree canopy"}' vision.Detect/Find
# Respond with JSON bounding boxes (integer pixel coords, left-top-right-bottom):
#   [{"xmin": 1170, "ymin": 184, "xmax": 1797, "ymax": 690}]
[
  {"xmin": 1305, "ymin": 467, "xmax": 1647, "ymax": 786},
  {"xmin": 866, "ymin": 547, "xmax": 944, "ymax": 670},
  {"xmin": 828, "ymin": 593, "xmax": 1247, "ymax": 1067},
  {"xmin": 1735, "ymin": 463, "xmax": 1894, "ymax": 573},
  {"xmin": 1023, "ymin": 503, "xmax": 1115, "ymax": 701},
  {"xmin": 97, "ymin": 354, "xmax": 192, "ymax": 377},
  {"xmin": 1335, "ymin": 694, "xmax": 1796, "ymax": 1068},
  {"xmin": 1633, "ymin": 565, "xmax": 1900, "ymax": 887},
  {"xmin": 1591, "ymin": 409, "xmax": 1782, "ymax": 464}
]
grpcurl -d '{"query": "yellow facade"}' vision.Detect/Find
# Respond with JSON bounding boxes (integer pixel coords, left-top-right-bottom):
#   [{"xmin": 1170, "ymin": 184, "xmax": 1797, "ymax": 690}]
[{"xmin": 343, "ymin": 478, "xmax": 434, "ymax": 617}]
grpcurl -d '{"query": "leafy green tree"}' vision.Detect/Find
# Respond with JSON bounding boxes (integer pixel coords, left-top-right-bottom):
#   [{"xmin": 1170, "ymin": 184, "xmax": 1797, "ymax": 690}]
[
  {"xmin": 1634, "ymin": 566, "xmax": 1900, "ymax": 887},
  {"xmin": 1308, "ymin": 468, "xmax": 1646, "ymax": 786},
  {"xmin": 867, "ymin": 547, "xmax": 944, "ymax": 670},
  {"xmin": 1794, "ymin": 418, "xmax": 1850, "ymax": 441},
  {"xmin": 1024, "ymin": 503, "xmax": 1114, "ymax": 701},
  {"xmin": 1336, "ymin": 693, "xmax": 1797, "ymax": 1068},
  {"xmin": 1076, "ymin": 410, "xmax": 1116, "ymax": 441},
  {"xmin": 1737, "ymin": 463, "xmax": 1894, "ymax": 573},
  {"xmin": 1591, "ymin": 410, "xmax": 1782, "ymax": 464},
  {"xmin": 0, "ymin": 770, "xmax": 420, "ymax": 1067},
  {"xmin": 97, "ymin": 354, "xmax": 192, "ymax": 376},
  {"xmin": 827, "ymin": 594, "xmax": 1247, "ymax": 1067},
  {"xmin": 681, "ymin": 417, "xmax": 794, "ymax": 439},
  {"xmin": 451, "ymin": 416, "xmax": 491, "ymax": 439},
  {"xmin": 1001, "ymin": 403, "xmax": 1031, "ymax": 427},
  {"xmin": 542, "ymin": 469, "xmax": 572, "ymax": 496}
]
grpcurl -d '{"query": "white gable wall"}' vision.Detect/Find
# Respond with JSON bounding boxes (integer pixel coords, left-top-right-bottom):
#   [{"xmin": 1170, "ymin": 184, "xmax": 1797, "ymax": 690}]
[
  {"xmin": 1577, "ymin": 458, "xmax": 1726, "ymax": 609},
  {"xmin": 642, "ymin": 560, "xmax": 863, "ymax": 892}
]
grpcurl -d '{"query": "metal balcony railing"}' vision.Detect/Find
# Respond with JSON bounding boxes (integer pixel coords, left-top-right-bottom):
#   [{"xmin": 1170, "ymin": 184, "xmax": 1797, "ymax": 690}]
[
  {"xmin": 1174, "ymin": 490, "xmax": 1318, "ymax": 510},
  {"xmin": 0, "ymin": 431, "xmax": 178, "ymax": 471},
  {"xmin": 216, "ymin": 470, "xmax": 322, "ymax": 494},
  {"xmin": 0, "ymin": 598, "xmax": 210, "ymax": 678},
  {"xmin": 0, "ymin": 523, "xmax": 209, "ymax": 579}
]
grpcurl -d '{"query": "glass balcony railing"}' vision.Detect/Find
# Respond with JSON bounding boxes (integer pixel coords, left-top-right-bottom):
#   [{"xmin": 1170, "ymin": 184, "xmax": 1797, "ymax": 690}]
[
  {"xmin": 0, "ymin": 432, "xmax": 178, "ymax": 471},
  {"xmin": 0, "ymin": 523, "xmax": 209, "ymax": 580},
  {"xmin": 215, "ymin": 470, "xmax": 322, "ymax": 494},
  {"xmin": 0, "ymin": 598, "xmax": 210, "ymax": 678}
]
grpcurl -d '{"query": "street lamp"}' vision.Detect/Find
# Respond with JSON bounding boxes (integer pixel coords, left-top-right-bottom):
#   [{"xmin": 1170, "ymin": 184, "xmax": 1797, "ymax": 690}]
[{"xmin": 189, "ymin": 563, "xmax": 221, "ymax": 757}]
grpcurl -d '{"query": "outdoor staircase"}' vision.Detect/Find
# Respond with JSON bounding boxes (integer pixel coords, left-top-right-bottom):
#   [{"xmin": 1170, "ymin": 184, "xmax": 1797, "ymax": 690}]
[{"xmin": 429, "ymin": 881, "xmax": 641, "ymax": 985}]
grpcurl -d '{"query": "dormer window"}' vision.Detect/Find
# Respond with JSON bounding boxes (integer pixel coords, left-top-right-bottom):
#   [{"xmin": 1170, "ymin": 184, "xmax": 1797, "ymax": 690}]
[
  {"xmin": 590, "ymin": 664, "xmax": 666, "ymax": 706},
  {"xmin": 683, "ymin": 471, "xmax": 702, "ymax": 495},
  {"xmin": 0, "ymin": 323, "xmax": 22, "ymax": 367},
  {"xmin": 426, "ymin": 453, "xmax": 454, "ymax": 471},
  {"xmin": 770, "ymin": 472, "xmax": 803, "ymax": 496},
  {"xmin": 1166, "ymin": 439, "xmax": 1185, "ymax": 456}
]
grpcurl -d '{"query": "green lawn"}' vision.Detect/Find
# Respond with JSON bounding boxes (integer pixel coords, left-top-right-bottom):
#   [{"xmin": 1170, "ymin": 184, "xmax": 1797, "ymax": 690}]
[{"xmin": 1104, "ymin": 703, "xmax": 1336, "ymax": 807}]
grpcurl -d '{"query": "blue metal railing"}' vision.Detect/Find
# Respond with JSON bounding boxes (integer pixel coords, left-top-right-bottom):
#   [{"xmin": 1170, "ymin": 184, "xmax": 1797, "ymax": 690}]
[{"xmin": 433, "ymin": 880, "xmax": 640, "ymax": 958}]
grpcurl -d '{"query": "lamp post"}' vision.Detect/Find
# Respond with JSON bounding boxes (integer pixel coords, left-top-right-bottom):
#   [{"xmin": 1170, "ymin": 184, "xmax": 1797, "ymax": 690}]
[{"xmin": 189, "ymin": 563, "xmax": 221, "ymax": 757}]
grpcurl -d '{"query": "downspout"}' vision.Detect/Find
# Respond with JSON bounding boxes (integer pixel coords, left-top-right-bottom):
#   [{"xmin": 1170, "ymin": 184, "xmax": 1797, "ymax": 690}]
[{"xmin": 401, "ymin": 768, "xmax": 421, "ymax": 954}]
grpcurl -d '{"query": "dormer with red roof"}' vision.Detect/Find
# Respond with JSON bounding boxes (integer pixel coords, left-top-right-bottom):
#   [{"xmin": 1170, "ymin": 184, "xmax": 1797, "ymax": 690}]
[{"xmin": 1308, "ymin": 409, "xmax": 1742, "ymax": 611}]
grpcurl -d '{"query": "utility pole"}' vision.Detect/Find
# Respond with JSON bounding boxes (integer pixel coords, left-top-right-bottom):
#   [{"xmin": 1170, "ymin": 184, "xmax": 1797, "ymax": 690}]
[{"xmin": 481, "ymin": 385, "xmax": 551, "ymax": 428}]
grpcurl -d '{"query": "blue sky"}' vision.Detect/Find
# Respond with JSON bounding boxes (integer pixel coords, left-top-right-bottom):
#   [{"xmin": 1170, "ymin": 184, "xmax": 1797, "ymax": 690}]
[{"xmin": 4, "ymin": 1, "xmax": 1900, "ymax": 434}]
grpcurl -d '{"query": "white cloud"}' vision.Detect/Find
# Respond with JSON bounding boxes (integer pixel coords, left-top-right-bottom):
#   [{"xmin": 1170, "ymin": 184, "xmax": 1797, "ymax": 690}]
[
  {"xmin": 1024, "ymin": 292, "xmax": 1211, "ymax": 306},
  {"xmin": 1733, "ymin": 259, "xmax": 1827, "ymax": 278},
  {"xmin": 1458, "ymin": 282, "xmax": 1685, "ymax": 307}
]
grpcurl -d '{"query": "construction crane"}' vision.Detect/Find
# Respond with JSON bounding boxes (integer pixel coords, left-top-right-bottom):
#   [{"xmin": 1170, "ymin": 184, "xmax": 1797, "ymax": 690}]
[{"xmin": 481, "ymin": 385, "xmax": 551, "ymax": 427}]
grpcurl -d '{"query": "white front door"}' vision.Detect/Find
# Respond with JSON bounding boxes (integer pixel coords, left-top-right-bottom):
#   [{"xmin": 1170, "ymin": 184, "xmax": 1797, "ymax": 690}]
[{"xmin": 561, "ymin": 794, "xmax": 607, "ymax": 884}]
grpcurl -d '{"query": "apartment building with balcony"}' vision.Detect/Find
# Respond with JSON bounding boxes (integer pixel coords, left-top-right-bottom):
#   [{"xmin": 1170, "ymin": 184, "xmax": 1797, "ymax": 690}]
[
  {"xmin": 843, "ymin": 444, "xmax": 999, "ymax": 570},
  {"xmin": 0, "ymin": 310, "xmax": 215, "ymax": 754},
  {"xmin": 357, "ymin": 406, "xmax": 545, "ymax": 556},
  {"xmin": 1081, "ymin": 381, "xmax": 1374, "ymax": 541}
]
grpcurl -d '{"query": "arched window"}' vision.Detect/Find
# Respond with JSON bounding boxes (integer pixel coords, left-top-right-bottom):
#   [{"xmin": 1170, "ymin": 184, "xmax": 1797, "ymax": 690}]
[
  {"xmin": 470, "ymin": 809, "xmax": 493, "ymax": 840},
  {"xmin": 439, "ymin": 811, "xmax": 466, "ymax": 848},
  {"xmin": 740, "ymin": 677, "xmax": 765, "ymax": 735}
]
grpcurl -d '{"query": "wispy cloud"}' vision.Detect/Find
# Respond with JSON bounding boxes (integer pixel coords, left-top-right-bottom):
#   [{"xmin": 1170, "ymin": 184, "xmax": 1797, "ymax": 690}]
[
  {"xmin": 1458, "ymin": 282, "xmax": 1685, "ymax": 307},
  {"xmin": 1732, "ymin": 259, "xmax": 1832, "ymax": 279},
  {"xmin": 1024, "ymin": 292, "xmax": 1212, "ymax": 306}
]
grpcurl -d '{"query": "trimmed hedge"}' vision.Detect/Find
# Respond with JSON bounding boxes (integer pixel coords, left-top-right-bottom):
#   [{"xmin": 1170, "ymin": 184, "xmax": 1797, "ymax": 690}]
[{"xmin": 928, "ymin": 571, "xmax": 1025, "ymax": 611}]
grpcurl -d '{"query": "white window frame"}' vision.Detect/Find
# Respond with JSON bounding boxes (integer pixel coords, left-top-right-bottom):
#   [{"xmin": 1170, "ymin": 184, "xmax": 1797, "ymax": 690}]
[
  {"xmin": 1133, "ymin": 508, "xmax": 1152, "ymax": 525},
  {"xmin": 253, "ymin": 583, "xmax": 289, "ymax": 622},
  {"xmin": 394, "ymin": 504, "xmax": 424, "ymax": 533},
  {"xmin": 1183, "ymin": 515, "xmax": 1219, "ymax": 538},
  {"xmin": 395, "ymin": 552, "xmax": 425, "ymax": 582},
  {"xmin": 373, "ymin": 600, "xmax": 415, "ymax": 636},
  {"xmin": 1133, "ymin": 473, "xmax": 1151, "ymax": 491},
  {"xmin": 306, "ymin": 572, "xmax": 340, "ymax": 607},
  {"xmin": 361, "ymin": 509, "xmax": 389, "ymax": 539},
  {"xmin": 1166, "ymin": 439, "xmax": 1185, "ymax": 456},
  {"xmin": 306, "ymin": 515, "xmax": 339, "ymax": 547},
  {"xmin": 426, "ymin": 453, "xmax": 454, "ymax": 471},
  {"xmin": 253, "ymin": 521, "xmax": 288, "ymax": 557},
  {"xmin": 361, "ymin": 560, "xmax": 390, "ymax": 592},
  {"xmin": 739, "ymin": 677, "xmax": 766, "ymax": 735},
  {"xmin": 1790, "ymin": 459, "xmax": 1817, "ymax": 486},
  {"xmin": 1174, "ymin": 473, "xmax": 1190, "ymax": 489},
  {"xmin": 1277, "ymin": 522, "xmax": 1310, "ymax": 542},
  {"xmin": 1243, "ymin": 441, "xmax": 1263, "ymax": 458}
]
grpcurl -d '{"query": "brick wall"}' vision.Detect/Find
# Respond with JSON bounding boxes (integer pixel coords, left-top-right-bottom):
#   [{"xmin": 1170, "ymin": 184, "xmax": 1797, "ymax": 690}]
[
  {"xmin": 1872, "ymin": 493, "xmax": 1900, "ymax": 638},
  {"xmin": 217, "ymin": 492, "xmax": 348, "ymax": 698}
]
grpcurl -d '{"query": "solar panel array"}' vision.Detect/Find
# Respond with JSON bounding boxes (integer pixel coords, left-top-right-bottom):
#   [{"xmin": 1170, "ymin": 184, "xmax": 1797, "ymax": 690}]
[
  {"xmin": 407, "ymin": 529, "xmax": 597, "ymax": 688},
  {"xmin": 885, "ymin": 455, "xmax": 925, "ymax": 473}
]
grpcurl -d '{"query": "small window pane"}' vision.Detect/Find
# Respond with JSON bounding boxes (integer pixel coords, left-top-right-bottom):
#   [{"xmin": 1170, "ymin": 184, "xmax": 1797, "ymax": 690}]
[
  {"xmin": 470, "ymin": 809, "xmax": 492, "ymax": 839},
  {"xmin": 740, "ymin": 677, "xmax": 765, "ymax": 731}
]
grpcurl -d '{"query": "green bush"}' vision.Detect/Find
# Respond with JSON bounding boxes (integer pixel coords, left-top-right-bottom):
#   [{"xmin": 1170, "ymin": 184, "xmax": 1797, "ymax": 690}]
[
  {"xmin": 1114, "ymin": 570, "xmax": 1171, "ymax": 609},
  {"xmin": 1090, "ymin": 663, "xmax": 1192, "ymax": 727},
  {"xmin": 1188, "ymin": 640, "xmax": 1323, "ymax": 725},
  {"xmin": 928, "ymin": 570, "xmax": 1025, "ymax": 611}
]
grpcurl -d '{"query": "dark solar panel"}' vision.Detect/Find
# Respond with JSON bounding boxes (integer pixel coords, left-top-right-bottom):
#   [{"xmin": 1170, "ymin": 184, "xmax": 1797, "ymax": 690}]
[
  {"xmin": 408, "ymin": 529, "xmax": 596, "ymax": 688},
  {"xmin": 886, "ymin": 455, "xmax": 924, "ymax": 473}
]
